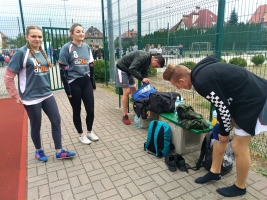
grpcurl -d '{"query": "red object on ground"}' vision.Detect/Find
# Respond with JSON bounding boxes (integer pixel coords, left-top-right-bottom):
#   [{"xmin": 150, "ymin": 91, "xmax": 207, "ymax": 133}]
[
  {"xmin": 0, "ymin": 98, "xmax": 27, "ymax": 200},
  {"xmin": 4, "ymin": 56, "xmax": 10, "ymax": 63}
]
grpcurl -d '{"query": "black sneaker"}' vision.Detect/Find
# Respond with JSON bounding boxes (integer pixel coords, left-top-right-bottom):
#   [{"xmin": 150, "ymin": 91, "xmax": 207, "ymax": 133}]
[
  {"xmin": 176, "ymin": 154, "xmax": 189, "ymax": 173},
  {"xmin": 165, "ymin": 154, "xmax": 177, "ymax": 172}
]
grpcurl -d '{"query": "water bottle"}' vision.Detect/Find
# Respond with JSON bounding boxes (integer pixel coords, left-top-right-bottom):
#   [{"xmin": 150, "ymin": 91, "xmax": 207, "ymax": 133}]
[
  {"xmin": 212, "ymin": 110, "xmax": 217, "ymax": 126},
  {"xmin": 174, "ymin": 97, "xmax": 179, "ymax": 114},
  {"xmin": 134, "ymin": 114, "xmax": 141, "ymax": 129},
  {"xmin": 174, "ymin": 97, "xmax": 184, "ymax": 115}
]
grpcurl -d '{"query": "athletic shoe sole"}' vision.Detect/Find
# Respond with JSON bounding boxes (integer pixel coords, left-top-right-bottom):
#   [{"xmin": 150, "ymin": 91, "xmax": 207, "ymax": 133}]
[
  {"xmin": 56, "ymin": 156, "xmax": 75, "ymax": 160},
  {"xmin": 87, "ymin": 137, "xmax": 99, "ymax": 141},
  {"xmin": 78, "ymin": 138, "xmax": 91, "ymax": 145}
]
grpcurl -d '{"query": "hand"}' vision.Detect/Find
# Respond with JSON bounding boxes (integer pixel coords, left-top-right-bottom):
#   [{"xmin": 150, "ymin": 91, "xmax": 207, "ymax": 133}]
[
  {"xmin": 16, "ymin": 98, "xmax": 23, "ymax": 105},
  {"xmin": 68, "ymin": 95, "xmax": 72, "ymax": 98},
  {"xmin": 93, "ymin": 89, "xmax": 96, "ymax": 92},
  {"xmin": 218, "ymin": 134, "xmax": 230, "ymax": 143},
  {"xmin": 142, "ymin": 78, "xmax": 150, "ymax": 83}
]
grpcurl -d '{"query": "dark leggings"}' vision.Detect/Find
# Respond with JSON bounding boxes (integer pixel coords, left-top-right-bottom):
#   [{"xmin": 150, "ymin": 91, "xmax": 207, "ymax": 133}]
[
  {"xmin": 24, "ymin": 95, "xmax": 62, "ymax": 149},
  {"xmin": 68, "ymin": 75, "xmax": 94, "ymax": 133}
]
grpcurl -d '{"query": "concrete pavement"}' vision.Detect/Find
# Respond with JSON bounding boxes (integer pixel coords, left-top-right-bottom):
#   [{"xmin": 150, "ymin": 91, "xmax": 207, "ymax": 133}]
[{"xmin": 26, "ymin": 87, "xmax": 267, "ymax": 200}]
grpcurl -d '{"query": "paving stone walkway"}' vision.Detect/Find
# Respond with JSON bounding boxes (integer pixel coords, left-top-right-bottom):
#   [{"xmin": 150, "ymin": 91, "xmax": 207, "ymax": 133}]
[{"xmin": 26, "ymin": 87, "xmax": 267, "ymax": 200}]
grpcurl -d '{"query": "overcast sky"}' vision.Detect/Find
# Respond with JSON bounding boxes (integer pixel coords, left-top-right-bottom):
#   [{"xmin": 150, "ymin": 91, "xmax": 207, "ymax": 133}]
[{"xmin": 0, "ymin": 0, "xmax": 267, "ymax": 38}]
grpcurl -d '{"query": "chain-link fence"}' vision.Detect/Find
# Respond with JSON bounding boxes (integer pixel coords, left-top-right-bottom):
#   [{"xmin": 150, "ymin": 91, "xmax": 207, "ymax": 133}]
[{"xmin": 0, "ymin": 0, "xmax": 266, "ymax": 159}]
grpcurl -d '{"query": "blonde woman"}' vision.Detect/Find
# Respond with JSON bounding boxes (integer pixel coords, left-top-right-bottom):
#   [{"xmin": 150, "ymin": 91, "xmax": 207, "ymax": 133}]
[{"xmin": 4, "ymin": 25, "xmax": 76, "ymax": 162}]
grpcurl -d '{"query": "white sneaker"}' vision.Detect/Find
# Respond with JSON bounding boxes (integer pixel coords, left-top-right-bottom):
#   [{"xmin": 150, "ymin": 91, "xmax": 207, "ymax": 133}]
[
  {"xmin": 87, "ymin": 131, "xmax": 99, "ymax": 141},
  {"xmin": 78, "ymin": 134, "xmax": 91, "ymax": 144}
]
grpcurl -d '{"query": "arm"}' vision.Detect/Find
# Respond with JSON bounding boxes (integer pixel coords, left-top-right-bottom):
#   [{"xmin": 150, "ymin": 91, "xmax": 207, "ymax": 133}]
[
  {"xmin": 59, "ymin": 64, "xmax": 72, "ymax": 96},
  {"xmin": 4, "ymin": 68, "xmax": 20, "ymax": 99},
  {"xmin": 140, "ymin": 69, "xmax": 149, "ymax": 79},
  {"xmin": 89, "ymin": 62, "xmax": 96, "ymax": 89},
  {"xmin": 128, "ymin": 57, "xmax": 146, "ymax": 81},
  {"xmin": 4, "ymin": 68, "xmax": 22, "ymax": 104},
  {"xmin": 196, "ymin": 81, "xmax": 232, "ymax": 136}
]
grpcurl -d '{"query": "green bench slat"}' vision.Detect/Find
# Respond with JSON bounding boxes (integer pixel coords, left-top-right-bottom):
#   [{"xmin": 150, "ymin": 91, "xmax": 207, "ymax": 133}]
[{"xmin": 159, "ymin": 112, "xmax": 213, "ymax": 134}]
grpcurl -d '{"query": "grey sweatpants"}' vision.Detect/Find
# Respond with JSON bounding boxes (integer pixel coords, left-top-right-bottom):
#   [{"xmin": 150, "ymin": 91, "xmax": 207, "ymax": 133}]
[{"xmin": 24, "ymin": 95, "xmax": 62, "ymax": 149}]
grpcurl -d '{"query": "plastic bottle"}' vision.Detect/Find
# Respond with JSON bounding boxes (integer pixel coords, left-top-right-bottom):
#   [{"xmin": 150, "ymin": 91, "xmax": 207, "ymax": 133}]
[
  {"xmin": 134, "ymin": 114, "xmax": 141, "ymax": 129},
  {"xmin": 174, "ymin": 97, "xmax": 184, "ymax": 115},
  {"xmin": 211, "ymin": 110, "xmax": 217, "ymax": 126},
  {"xmin": 174, "ymin": 97, "xmax": 179, "ymax": 114}
]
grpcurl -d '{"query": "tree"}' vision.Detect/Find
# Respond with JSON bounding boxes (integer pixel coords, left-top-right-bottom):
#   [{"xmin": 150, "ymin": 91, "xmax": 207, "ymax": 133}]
[{"xmin": 228, "ymin": 8, "xmax": 238, "ymax": 25}]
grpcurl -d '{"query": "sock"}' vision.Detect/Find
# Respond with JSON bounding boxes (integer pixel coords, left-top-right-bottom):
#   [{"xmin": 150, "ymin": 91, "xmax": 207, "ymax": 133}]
[
  {"xmin": 195, "ymin": 171, "xmax": 221, "ymax": 184},
  {"xmin": 216, "ymin": 184, "xmax": 246, "ymax": 197}
]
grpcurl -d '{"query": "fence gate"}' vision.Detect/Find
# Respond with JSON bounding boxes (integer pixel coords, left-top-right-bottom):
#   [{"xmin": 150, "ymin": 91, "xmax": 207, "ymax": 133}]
[{"xmin": 42, "ymin": 27, "xmax": 70, "ymax": 91}]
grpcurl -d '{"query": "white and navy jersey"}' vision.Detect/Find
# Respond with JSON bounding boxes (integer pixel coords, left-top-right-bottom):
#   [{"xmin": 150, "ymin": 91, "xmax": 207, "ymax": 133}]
[
  {"xmin": 8, "ymin": 45, "xmax": 52, "ymax": 103},
  {"xmin": 58, "ymin": 42, "xmax": 94, "ymax": 80}
]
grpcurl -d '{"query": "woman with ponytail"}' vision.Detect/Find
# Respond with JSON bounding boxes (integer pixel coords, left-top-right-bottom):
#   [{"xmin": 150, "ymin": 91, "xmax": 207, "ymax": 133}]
[
  {"xmin": 4, "ymin": 25, "xmax": 76, "ymax": 162},
  {"xmin": 58, "ymin": 23, "xmax": 99, "ymax": 145}
]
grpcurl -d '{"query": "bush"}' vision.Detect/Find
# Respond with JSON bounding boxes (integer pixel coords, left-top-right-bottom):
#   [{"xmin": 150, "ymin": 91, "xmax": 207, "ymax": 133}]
[
  {"xmin": 229, "ymin": 57, "xmax": 247, "ymax": 68},
  {"xmin": 94, "ymin": 60, "xmax": 110, "ymax": 82},
  {"xmin": 251, "ymin": 54, "xmax": 265, "ymax": 66},
  {"xmin": 220, "ymin": 58, "xmax": 227, "ymax": 63},
  {"xmin": 148, "ymin": 67, "xmax": 157, "ymax": 77},
  {"xmin": 179, "ymin": 61, "xmax": 196, "ymax": 70}
]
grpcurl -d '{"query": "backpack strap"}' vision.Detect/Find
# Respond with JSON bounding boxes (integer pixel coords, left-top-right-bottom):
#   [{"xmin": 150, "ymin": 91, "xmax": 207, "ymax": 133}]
[
  {"xmin": 168, "ymin": 93, "xmax": 173, "ymax": 112},
  {"xmin": 191, "ymin": 132, "xmax": 211, "ymax": 170},
  {"xmin": 144, "ymin": 120, "xmax": 157, "ymax": 151},
  {"xmin": 153, "ymin": 121, "xmax": 163, "ymax": 157}
]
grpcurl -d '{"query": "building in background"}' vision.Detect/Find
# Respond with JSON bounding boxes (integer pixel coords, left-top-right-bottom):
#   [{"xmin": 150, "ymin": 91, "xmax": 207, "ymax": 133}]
[
  {"xmin": 169, "ymin": 6, "xmax": 218, "ymax": 32},
  {"xmin": 84, "ymin": 26, "xmax": 103, "ymax": 47},
  {"xmin": 0, "ymin": 31, "xmax": 8, "ymax": 52},
  {"xmin": 249, "ymin": 4, "xmax": 267, "ymax": 27}
]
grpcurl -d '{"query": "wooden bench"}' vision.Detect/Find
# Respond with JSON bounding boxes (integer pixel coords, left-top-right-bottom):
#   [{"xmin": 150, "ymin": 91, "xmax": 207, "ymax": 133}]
[{"xmin": 159, "ymin": 112, "xmax": 212, "ymax": 155}]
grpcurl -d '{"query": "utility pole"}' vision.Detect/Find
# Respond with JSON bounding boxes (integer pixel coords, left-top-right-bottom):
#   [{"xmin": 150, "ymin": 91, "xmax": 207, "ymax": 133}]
[
  {"xmin": 107, "ymin": 0, "xmax": 115, "ymax": 84},
  {"xmin": 61, "ymin": 0, "xmax": 68, "ymax": 28},
  {"xmin": 117, "ymin": 0, "xmax": 122, "ymax": 58},
  {"xmin": 101, "ymin": 0, "xmax": 108, "ymax": 85},
  {"xmin": 18, "ymin": 0, "xmax": 25, "ymax": 38}
]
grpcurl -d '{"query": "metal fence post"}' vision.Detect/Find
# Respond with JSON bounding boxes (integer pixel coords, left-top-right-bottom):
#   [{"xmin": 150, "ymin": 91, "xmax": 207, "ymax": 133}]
[
  {"xmin": 101, "ymin": 0, "xmax": 108, "ymax": 86},
  {"xmin": 137, "ymin": 0, "xmax": 142, "ymax": 89},
  {"xmin": 210, "ymin": 0, "xmax": 226, "ymax": 121},
  {"xmin": 18, "ymin": 0, "xmax": 25, "ymax": 42},
  {"xmin": 215, "ymin": 0, "xmax": 226, "ymax": 60}
]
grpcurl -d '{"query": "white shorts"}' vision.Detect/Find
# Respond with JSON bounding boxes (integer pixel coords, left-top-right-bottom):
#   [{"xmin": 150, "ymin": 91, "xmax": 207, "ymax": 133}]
[{"xmin": 234, "ymin": 99, "xmax": 267, "ymax": 137}]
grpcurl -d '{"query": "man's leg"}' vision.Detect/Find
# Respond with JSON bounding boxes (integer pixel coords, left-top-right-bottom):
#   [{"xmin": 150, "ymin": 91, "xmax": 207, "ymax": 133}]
[
  {"xmin": 116, "ymin": 67, "xmax": 132, "ymax": 125},
  {"xmin": 233, "ymin": 134, "xmax": 252, "ymax": 188},
  {"xmin": 195, "ymin": 123, "xmax": 227, "ymax": 183},
  {"xmin": 210, "ymin": 141, "xmax": 228, "ymax": 173},
  {"xmin": 195, "ymin": 140, "xmax": 227, "ymax": 183},
  {"xmin": 122, "ymin": 87, "xmax": 130, "ymax": 116},
  {"xmin": 129, "ymin": 75, "xmax": 136, "ymax": 98},
  {"xmin": 130, "ymin": 87, "xmax": 136, "ymax": 98},
  {"xmin": 216, "ymin": 134, "xmax": 251, "ymax": 197}
]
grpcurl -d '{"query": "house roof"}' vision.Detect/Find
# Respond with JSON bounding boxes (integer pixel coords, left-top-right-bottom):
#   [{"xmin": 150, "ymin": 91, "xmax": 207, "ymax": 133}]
[
  {"xmin": 249, "ymin": 4, "xmax": 267, "ymax": 23},
  {"xmin": 170, "ymin": 8, "xmax": 218, "ymax": 32},
  {"xmin": 85, "ymin": 26, "xmax": 103, "ymax": 39},
  {"xmin": 0, "ymin": 31, "xmax": 8, "ymax": 39},
  {"xmin": 121, "ymin": 29, "xmax": 138, "ymax": 39}
]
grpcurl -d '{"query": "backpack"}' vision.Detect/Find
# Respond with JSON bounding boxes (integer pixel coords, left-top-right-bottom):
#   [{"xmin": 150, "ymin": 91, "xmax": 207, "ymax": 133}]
[
  {"xmin": 132, "ymin": 83, "xmax": 156, "ymax": 101},
  {"xmin": 148, "ymin": 92, "xmax": 180, "ymax": 114},
  {"xmin": 144, "ymin": 120, "xmax": 174, "ymax": 157},
  {"xmin": 194, "ymin": 131, "xmax": 234, "ymax": 176}
]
